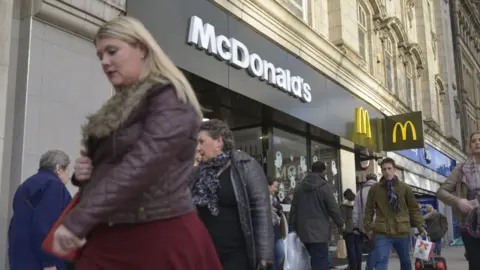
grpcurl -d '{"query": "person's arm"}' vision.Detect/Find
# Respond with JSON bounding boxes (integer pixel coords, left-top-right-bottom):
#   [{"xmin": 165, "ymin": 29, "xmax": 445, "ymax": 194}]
[
  {"xmin": 363, "ymin": 185, "xmax": 376, "ymax": 232},
  {"xmin": 406, "ymin": 185, "xmax": 425, "ymax": 234},
  {"xmin": 352, "ymin": 190, "xmax": 362, "ymax": 230},
  {"xmin": 437, "ymin": 165, "xmax": 462, "ymax": 207},
  {"xmin": 31, "ymin": 179, "xmax": 70, "ymax": 268},
  {"xmin": 62, "ymin": 85, "xmax": 198, "ymax": 238},
  {"xmin": 243, "ymin": 157, "xmax": 274, "ymax": 262},
  {"xmin": 322, "ymin": 184, "xmax": 344, "ymax": 228}
]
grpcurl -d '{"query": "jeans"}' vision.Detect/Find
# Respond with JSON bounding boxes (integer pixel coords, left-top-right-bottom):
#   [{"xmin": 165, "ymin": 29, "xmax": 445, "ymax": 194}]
[
  {"xmin": 273, "ymin": 239, "xmax": 285, "ymax": 270},
  {"xmin": 345, "ymin": 233, "xmax": 362, "ymax": 270},
  {"xmin": 461, "ymin": 229, "xmax": 480, "ymax": 270},
  {"xmin": 375, "ymin": 236, "xmax": 411, "ymax": 270},
  {"xmin": 304, "ymin": 243, "xmax": 329, "ymax": 270},
  {"xmin": 433, "ymin": 239, "xmax": 442, "ymax": 255},
  {"xmin": 365, "ymin": 247, "xmax": 376, "ymax": 270}
]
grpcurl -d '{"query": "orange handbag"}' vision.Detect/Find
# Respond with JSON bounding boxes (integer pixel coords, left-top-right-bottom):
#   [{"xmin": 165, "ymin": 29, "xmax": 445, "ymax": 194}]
[{"xmin": 42, "ymin": 193, "xmax": 81, "ymax": 261}]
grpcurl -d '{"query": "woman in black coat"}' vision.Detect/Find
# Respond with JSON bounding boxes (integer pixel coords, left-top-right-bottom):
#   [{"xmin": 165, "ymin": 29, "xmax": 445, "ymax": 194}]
[{"xmin": 190, "ymin": 119, "xmax": 274, "ymax": 270}]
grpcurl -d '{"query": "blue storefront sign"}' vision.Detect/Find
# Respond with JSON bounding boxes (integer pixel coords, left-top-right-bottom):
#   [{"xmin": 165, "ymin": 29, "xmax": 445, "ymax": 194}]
[{"xmin": 396, "ymin": 144, "xmax": 457, "ymax": 177}]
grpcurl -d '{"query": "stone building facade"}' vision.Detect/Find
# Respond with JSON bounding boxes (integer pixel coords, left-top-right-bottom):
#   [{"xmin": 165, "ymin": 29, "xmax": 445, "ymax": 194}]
[
  {"xmin": 0, "ymin": 0, "xmax": 468, "ymax": 267},
  {"xmin": 450, "ymin": 0, "xmax": 480, "ymax": 148}
]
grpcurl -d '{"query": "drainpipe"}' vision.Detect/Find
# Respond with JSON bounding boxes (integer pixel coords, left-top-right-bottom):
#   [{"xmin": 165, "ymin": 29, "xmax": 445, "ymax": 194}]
[{"xmin": 449, "ymin": 0, "xmax": 467, "ymax": 151}]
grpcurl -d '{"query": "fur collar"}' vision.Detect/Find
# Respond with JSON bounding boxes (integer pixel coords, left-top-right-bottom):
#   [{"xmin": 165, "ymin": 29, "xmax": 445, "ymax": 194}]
[{"xmin": 81, "ymin": 77, "xmax": 157, "ymax": 149}]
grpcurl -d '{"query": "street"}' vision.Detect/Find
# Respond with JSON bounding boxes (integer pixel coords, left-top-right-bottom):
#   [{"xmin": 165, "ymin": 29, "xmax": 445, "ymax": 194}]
[{"xmin": 333, "ymin": 246, "xmax": 466, "ymax": 269}]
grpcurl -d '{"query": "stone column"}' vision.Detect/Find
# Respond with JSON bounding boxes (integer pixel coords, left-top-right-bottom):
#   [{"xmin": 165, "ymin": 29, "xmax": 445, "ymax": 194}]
[{"xmin": 0, "ymin": 0, "xmax": 14, "ymax": 268}]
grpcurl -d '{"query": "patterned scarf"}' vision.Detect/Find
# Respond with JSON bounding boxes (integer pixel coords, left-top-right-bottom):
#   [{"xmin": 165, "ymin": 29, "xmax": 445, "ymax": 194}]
[
  {"xmin": 461, "ymin": 157, "xmax": 480, "ymax": 200},
  {"xmin": 383, "ymin": 177, "xmax": 400, "ymax": 212},
  {"xmin": 192, "ymin": 152, "xmax": 231, "ymax": 216}
]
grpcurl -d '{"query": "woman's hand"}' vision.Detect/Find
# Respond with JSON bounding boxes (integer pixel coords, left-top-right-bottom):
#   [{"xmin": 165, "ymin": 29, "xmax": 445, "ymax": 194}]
[
  {"xmin": 52, "ymin": 225, "xmax": 86, "ymax": 255},
  {"xmin": 74, "ymin": 150, "xmax": 93, "ymax": 181},
  {"xmin": 457, "ymin": 198, "xmax": 474, "ymax": 213}
]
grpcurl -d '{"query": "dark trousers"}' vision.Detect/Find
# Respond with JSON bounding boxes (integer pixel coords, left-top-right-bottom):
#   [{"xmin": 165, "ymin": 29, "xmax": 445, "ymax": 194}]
[
  {"xmin": 345, "ymin": 233, "xmax": 362, "ymax": 270},
  {"xmin": 65, "ymin": 262, "xmax": 76, "ymax": 270},
  {"xmin": 304, "ymin": 243, "xmax": 329, "ymax": 270},
  {"xmin": 461, "ymin": 229, "xmax": 480, "ymax": 270}
]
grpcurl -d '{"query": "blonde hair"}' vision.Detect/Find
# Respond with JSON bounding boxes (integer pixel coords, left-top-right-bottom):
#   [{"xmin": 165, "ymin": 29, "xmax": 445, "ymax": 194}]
[
  {"xmin": 95, "ymin": 16, "xmax": 203, "ymax": 120},
  {"xmin": 425, "ymin": 204, "xmax": 434, "ymax": 212}
]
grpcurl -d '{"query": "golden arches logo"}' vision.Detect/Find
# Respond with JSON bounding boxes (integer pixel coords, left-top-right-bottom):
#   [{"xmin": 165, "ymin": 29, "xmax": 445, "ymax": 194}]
[
  {"xmin": 392, "ymin": 121, "xmax": 417, "ymax": 143},
  {"xmin": 355, "ymin": 107, "xmax": 371, "ymax": 138}
]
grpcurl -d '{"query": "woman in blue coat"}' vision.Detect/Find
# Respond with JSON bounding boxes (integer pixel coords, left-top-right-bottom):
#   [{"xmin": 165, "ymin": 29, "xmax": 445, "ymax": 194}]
[{"xmin": 8, "ymin": 150, "xmax": 72, "ymax": 270}]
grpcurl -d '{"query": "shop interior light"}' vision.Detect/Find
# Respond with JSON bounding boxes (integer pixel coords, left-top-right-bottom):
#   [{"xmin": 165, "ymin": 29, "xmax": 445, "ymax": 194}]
[{"xmin": 202, "ymin": 118, "xmax": 209, "ymax": 122}]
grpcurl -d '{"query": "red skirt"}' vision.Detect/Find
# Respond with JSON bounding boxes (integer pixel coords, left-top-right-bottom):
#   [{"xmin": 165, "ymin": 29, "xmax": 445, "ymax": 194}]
[{"xmin": 76, "ymin": 212, "xmax": 222, "ymax": 270}]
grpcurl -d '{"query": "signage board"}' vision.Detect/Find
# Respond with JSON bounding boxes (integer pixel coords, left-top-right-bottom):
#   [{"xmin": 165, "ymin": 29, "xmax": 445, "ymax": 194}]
[
  {"xmin": 187, "ymin": 15, "xmax": 312, "ymax": 103},
  {"xmin": 396, "ymin": 145, "xmax": 457, "ymax": 177},
  {"xmin": 384, "ymin": 111, "xmax": 424, "ymax": 151}
]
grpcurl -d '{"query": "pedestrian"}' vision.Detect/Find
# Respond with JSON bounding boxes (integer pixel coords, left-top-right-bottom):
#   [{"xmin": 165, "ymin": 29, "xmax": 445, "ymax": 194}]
[
  {"xmin": 437, "ymin": 131, "xmax": 480, "ymax": 270},
  {"xmin": 424, "ymin": 204, "xmax": 448, "ymax": 255},
  {"xmin": 341, "ymin": 188, "xmax": 361, "ymax": 270},
  {"xmin": 190, "ymin": 119, "xmax": 274, "ymax": 270},
  {"xmin": 289, "ymin": 161, "xmax": 344, "ymax": 269},
  {"xmin": 50, "ymin": 16, "xmax": 222, "ymax": 270},
  {"xmin": 363, "ymin": 158, "xmax": 425, "ymax": 270},
  {"xmin": 352, "ymin": 172, "xmax": 377, "ymax": 270},
  {"xmin": 269, "ymin": 178, "xmax": 285, "ymax": 270},
  {"xmin": 8, "ymin": 150, "xmax": 72, "ymax": 270}
]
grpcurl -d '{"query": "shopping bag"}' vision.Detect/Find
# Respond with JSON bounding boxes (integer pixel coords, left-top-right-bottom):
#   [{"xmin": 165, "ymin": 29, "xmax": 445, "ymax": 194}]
[
  {"xmin": 284, "ymin": 232, "xmax": 311, "ymax": 270},
  {"xmin": 413, "ymin": 238, "xmax": 434, "ymax": 261},
  {"xmin": 336, "ymin": 236, "xmax": 347, "ymax": 259},
  {"xmin": 42, "ymin": 193, "xmax": 81, "ymax": 261}
]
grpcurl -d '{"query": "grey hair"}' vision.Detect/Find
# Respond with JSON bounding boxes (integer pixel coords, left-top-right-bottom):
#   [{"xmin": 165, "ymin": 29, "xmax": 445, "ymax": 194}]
[
  {"xmin": 39, "ymin": 150, "xmax": 70, "ymax": 171},
  {"xmin": 200, "ymin": 119, "xmax": 235, "ymax": 152}
]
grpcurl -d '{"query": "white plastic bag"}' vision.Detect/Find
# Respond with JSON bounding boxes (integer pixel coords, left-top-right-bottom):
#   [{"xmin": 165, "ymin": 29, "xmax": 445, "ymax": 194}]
[
  {"xmin": 413, "ymin": 238, "xmax": 434, "ymax": 261},
  {"xmin": 284, "ymin": 232, "xmax": 311, "ymax": 270}
]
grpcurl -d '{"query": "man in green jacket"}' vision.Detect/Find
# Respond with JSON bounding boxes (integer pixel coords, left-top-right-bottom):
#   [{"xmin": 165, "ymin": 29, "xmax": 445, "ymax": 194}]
[{"xmin": 363, "ymin": 158, "xmax": 425, "ymax": 270}]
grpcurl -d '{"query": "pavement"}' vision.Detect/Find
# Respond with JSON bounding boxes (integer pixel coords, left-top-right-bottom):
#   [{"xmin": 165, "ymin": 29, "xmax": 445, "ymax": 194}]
[{"xmin": 332, "ymin": 245, "xmax": 467, "ymax": 269}]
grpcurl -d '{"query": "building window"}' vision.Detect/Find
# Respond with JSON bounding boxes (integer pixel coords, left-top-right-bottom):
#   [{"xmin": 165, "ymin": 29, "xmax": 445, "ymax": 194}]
[
  {"xmin": 406, "ymin": 63, "xmax": 414, "ymax": 109},
  {"xmin": 272, "ymin": 128, "xmax": 307, "ymax": 204},
  {"xmin": 384, "ymin": 39, "xmax": 393, "ymax": 92},
  {"xmin": 277, "ymin": 0, "xmax": 308, "ymax": 22},
  {"xmin": 357, "ymin": 3, "xmax": 367, "ymax": 60}
]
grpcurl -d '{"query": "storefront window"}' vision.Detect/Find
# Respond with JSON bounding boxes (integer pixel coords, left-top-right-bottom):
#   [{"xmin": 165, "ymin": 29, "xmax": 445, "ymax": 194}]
[
  {"xmin": 272, "ymin": 128, "xmax": 307, "ymax": 204},
  {"xmin": 233, "ymin": 127, "xmax": 263, "ymax": 165},
  {"xmin": 311, "ymin": 141, "xmax": 341, "ymax": 202}
]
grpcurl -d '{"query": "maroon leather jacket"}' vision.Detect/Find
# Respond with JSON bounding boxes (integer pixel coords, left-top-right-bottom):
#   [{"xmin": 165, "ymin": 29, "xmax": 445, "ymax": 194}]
[{"xmin": 63, "ymin": 82, "xmax": 199, "ymax": 238}]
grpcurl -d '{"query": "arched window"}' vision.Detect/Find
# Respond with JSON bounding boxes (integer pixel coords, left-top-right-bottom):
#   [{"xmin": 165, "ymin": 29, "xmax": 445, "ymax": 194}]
[
  {"xmin": 406, "ymin": 63, "xmax": 414, "ymax": 109},
  {"xmin": 384, "ymin": 39, "xmax": 394, "ymax": 91},
  {"xmin": 357, "ymin": 3, "xmax": 367, "ymax": 60}
]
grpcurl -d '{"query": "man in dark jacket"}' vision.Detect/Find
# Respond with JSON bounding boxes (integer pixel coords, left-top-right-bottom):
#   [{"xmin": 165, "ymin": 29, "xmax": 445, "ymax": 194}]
[{"xmin": 289, "ymin": 161, "xmax": 344, "ymax": 269}]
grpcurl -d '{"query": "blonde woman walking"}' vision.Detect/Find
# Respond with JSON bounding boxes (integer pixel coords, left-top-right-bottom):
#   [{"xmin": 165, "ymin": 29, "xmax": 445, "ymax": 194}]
[{"xmin": 51, "ymin": 16, "xmax": 221, "ymax": 270}]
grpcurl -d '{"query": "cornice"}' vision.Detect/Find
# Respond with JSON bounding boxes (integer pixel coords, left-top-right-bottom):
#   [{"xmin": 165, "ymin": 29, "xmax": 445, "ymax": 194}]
[
  {"xmin": 462, "ymin": 0, "xmax": 480, "ymax": 30},
  {"xmin": 381, "ymin": 16, "xmax": 409, "ymax": 47},
  {"xmin": 32, "ymin": 0, "xmax": 123, "ymax": 41},
  {"xmin": 405, "ymin": 43, "xmax": 426, "ymax": 70}
]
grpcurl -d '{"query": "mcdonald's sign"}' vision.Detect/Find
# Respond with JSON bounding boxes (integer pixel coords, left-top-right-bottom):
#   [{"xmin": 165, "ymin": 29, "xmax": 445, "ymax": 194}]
[
  {"xmin": 383, "ymin": 111, "xmax": 424, "ymax": 151},
  {"xmin": 355, "ymin": 107, "xmax": 372, "ymax": 138}
]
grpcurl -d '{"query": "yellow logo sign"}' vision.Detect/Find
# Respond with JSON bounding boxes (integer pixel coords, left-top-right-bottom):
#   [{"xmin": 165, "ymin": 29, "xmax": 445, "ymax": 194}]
[
  {"xmin": 355, "ymin": 107, "xmax": 371, "ymax": 138},
  {"xmin": 392, "ymin": 121, "xmax": 417, "ymax": 143}
]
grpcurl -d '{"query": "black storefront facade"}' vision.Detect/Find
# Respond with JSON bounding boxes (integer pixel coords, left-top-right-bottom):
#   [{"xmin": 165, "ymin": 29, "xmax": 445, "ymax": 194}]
[{"xmin": 128, "ymin": 0, "xmax": 384, "ymax": 244}]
